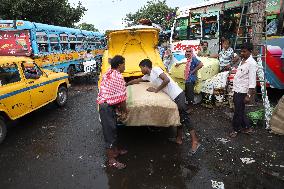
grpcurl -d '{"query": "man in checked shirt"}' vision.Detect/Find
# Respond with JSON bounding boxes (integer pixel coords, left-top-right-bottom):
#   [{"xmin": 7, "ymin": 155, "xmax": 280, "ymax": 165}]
[
  {"xmin": 229, "ymin": 43, "xmax": 257, "ymax": 138},
  {"xmin": 97, "ymin": 55, "xmax": 128, "ymax": 169}
]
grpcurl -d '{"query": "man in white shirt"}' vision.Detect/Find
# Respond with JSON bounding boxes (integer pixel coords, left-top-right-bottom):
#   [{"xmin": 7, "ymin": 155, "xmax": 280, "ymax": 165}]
[
  {"xmin": 127, "ymin": 59, "xmax": 201, "ymax": 154},
  {"xmin": 230, "ymin": 43, "xmax": 257, "ymax": 138}
]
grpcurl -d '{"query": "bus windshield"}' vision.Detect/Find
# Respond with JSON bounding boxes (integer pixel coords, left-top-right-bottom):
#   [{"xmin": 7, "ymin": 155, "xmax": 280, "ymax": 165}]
[{"xmin": 0, "ymin": 30, "xmax": 32, "ymax": 56}]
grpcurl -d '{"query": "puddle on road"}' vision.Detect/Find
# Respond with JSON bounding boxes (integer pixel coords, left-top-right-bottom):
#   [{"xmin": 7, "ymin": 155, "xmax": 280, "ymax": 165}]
[{"xmin": 92, "ymin": 127, "xmax": 201, "ymax": 189}]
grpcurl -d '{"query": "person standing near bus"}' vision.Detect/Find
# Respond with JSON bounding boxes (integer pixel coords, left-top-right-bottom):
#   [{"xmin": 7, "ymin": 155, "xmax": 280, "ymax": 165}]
[
  {"xmin": 210, "ymin": 39, "xmax": 239, "ymax": 72},
  {"xmin": 197, "ymin": 41, "xmax": 211, "ymax": 57},
  {"xmin": 97, "ymin": 55, "xmax": 128, "ymax": 169},
  {"xmin": 229, "ymin": 43, "xmax": 257, "ymax": 138},
  {"xmin": 175, "ymin": 47, "xmax": 203, "ymax": 107},
  {"xmin": 82, "ymin": 49, "xmax": 94, "ymax": 61}
]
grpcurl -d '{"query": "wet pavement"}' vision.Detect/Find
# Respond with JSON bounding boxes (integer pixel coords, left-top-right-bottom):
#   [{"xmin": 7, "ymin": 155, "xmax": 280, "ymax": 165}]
[{"xmin": 0, "ymin": 81, "xmax": 284, "ymax": 189}]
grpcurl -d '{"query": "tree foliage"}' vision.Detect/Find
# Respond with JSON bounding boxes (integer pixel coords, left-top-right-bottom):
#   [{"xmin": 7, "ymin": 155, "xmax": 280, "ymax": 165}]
[
  {"xmin": 76, "ymin": 22, "xmax": 99, "ymax": 32},
  {"xmin": 124, "ymin": 0, "xmax": 177, "ymax": 30},
  {"xmin": 0, "ymin": 0, "xmax": 86, "ymax": 27}
]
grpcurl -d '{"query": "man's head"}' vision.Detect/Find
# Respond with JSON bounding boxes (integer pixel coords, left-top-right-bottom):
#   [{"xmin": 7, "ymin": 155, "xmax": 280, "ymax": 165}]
[
  {"xmin": 240, "ymin": 43, "xmax": 253, "ymax": 59},
  {"xmin": 185, "ymin": 47, "xmax": 193, "ymax": 60},
  {"xmin": 110, "ymin": 55, "xmax": 125, "ymax": 73},
  {"xmin": 202, "ymin": 41, "xmax": 208, "ymax": 50},
  {"xmin": 222, "ymin": 39, "xmax": 230, "ymax": 50},
  {"xmin": 139, "ymin": 59, "xmax": 152, "ymax": 74}
]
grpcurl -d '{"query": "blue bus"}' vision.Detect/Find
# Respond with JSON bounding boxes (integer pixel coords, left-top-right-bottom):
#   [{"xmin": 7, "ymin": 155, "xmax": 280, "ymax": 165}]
[{"xmin": 0, "ymin": 20, "xmax": 105, "ymax": 78}]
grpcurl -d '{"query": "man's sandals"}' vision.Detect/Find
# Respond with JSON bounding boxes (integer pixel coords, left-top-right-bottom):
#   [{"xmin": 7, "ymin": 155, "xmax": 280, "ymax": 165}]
[
  {"xmin": 229, "ymin": 128, "xmax": 254, "ymax": 138},
  {"xmin": 229, "ymin": 131, "xmax": 238, "ymax": 138},
  {"xmin": 190, "ymin": 143, "xmax": 201, "ymax": 155},
  {"xmin": 241, "ymin": 128, "xmax": 254, "ymax": 135}
]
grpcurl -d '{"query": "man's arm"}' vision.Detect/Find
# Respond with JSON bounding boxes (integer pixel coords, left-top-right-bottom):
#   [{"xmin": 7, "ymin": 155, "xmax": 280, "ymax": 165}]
[
  {"xmin": 175, "ymin": 62, "xmax": 186, "ymax": 67},
  {"xmin": 126, "ymin": 78, "xmax": 144, "ymax": 86},
  {"xmin": 191, "ymin": 62, "xmax": 203, "ymax": 75},
  {"xmin": 116, "ymin": 100, "xmax": 127, "ymax": 113},
  {"xmin": 147, "ymin": 72, "xmax": 170, "ymax": 93},
  {"xmin": 116, "ymin": 100, "xmax": 128, "ymax": 121},
  {"xmin": 246, "ymin": 62, "xmax": 257, "ymax": 102}
]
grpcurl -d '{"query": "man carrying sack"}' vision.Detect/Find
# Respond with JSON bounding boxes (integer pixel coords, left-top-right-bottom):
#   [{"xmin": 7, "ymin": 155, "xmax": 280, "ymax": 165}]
[{"xmin": 126, "ymin": 59, "xmax": 201, "ymax": 155}]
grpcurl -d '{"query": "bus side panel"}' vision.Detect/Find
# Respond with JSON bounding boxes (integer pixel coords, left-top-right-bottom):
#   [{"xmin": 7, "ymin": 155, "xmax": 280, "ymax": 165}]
[{"xmin": 265, "ymin": 37, "xmax": 284, "ymax": 89}]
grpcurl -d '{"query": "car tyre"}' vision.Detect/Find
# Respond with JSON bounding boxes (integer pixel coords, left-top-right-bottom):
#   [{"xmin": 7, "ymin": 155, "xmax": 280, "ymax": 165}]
[
  {"xmin": 0, "ymin": 116, "xmax": 7, "ymax": 144},
  {"xmin": 55, "ymin": 86, "xmax": 68, "ymax": 107}
]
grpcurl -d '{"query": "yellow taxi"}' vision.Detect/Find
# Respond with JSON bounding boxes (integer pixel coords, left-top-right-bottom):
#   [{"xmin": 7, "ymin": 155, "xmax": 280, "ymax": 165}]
[{"xmin": 0, "ymin": 57, "xmax": 70, "ymax": 143}]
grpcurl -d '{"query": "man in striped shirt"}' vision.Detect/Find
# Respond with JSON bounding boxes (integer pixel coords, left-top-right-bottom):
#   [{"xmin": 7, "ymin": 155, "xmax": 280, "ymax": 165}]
[{"xmin": 97, "ymin": 55, "xmax": 128, "ymax": 169}]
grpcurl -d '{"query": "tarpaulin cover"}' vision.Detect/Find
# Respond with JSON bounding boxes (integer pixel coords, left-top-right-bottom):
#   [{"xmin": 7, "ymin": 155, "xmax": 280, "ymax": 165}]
[
  {"xmin": 124, "ymin": 82, "xmax": 181, "ymax": 127},
  {"xmin": 270, "ymin": 96, "xmax": 284, "ymax": 135}
]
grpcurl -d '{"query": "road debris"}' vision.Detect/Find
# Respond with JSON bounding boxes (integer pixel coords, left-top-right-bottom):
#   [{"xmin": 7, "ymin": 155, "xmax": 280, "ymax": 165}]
[
  {"xmin": 216, "ymin": 138, "xmax": 230, "ymax": 144},
  {"xmin": 240, "ymin": 158, "xmax": 255, "ymax": 164},
  {"xmin": 185, "ymin": 132, "xmax": 191, "ymax": 136},
  {"xmin": 211, "ymin": 180, "xmax": 225, "ymax": 189}
]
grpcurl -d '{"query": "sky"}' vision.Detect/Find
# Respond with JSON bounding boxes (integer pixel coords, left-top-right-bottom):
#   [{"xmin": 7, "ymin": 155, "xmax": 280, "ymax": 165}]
[{"xmin": 68, "ymin": 0, "xmax": 203, "ymax": 32}]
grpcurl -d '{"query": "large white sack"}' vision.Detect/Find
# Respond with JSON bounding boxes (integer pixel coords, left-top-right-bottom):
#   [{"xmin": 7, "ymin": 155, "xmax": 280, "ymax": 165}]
[{"xmin": 124, "ymin": 82, "xmax": 181, "ymax": 127}]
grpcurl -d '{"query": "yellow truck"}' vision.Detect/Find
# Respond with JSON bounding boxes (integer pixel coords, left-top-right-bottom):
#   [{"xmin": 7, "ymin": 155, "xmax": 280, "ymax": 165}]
[
  {"xmin": 100, "ymin": 26, "xmax": 166, "ymax": 82},
  {"xmin": 0, "ymin": 57, "xmax": 70, "ymax": 143},
  {"xmin": 99, "ymin": 26, "xmax": 181, "ymax": 127}
]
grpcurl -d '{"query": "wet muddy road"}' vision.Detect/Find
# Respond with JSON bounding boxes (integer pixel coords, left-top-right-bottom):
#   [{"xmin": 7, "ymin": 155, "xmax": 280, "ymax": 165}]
[{"xmin": 0, "ymin": 82, "xmax": 283, "ymax": 189}]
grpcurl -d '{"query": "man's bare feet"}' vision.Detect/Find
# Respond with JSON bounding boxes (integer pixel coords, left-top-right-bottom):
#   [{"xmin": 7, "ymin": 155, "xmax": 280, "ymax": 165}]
[
  {"xmin": 190, "ymin": 142, "xmax": 201, "ymax": 154},
  {"xmin": 176, "ymin": 137, "xmax": 182, "ymax": 145}
]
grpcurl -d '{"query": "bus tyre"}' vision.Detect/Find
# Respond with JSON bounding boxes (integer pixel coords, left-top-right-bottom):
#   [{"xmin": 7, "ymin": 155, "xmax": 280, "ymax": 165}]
[
  {"xmin": 0, "ymin": 116, "xmax": 7, "ymax": 144},
  {"xmin": 55, "ymin": 86, "xmax": 68, "ymax": 107},
  {"xmin": 67, "ymin": 66, "xmax": 76, "ymax": 81}
]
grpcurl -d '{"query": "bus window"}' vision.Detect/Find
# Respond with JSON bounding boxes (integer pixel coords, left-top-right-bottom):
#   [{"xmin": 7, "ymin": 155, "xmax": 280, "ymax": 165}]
[
  {"xmin": 60, "ymin": 33, "xmax": 69, "ymax": 52},
  {"xmin": 76, "ymin": 35, "xmax": 85, "ymax": 51},
  {"xmin": 49, "ymin": 34, "xmax": 61, "ymax": 52},
  {"xmin": 202, "ymin": 16, "xmax": 218, "ymax": 39},
  {"xmin": 86, "ymin": 37, "xmax": 94, "ymax": 50},
  {"xmin": 69, "ymin": 34, "xmax": 76, "ymax": 51},
  {"xmin": 189, "ymin": 16, "xmax": 202, "ymax": 40},
  {"xmin": 36, "ymin": 32, "xmax": 49, "ymax": 54},
  {"xmin": 87, "ymin": 37, "xmax": 100, "ymax": 50}
]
